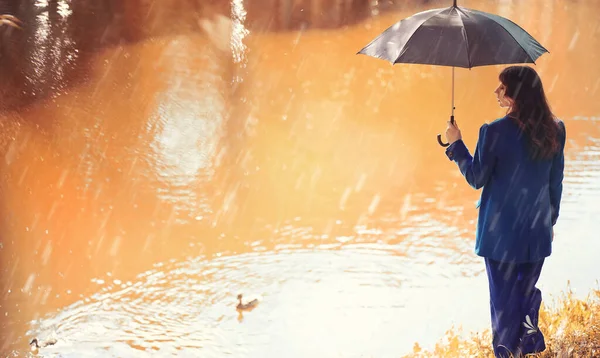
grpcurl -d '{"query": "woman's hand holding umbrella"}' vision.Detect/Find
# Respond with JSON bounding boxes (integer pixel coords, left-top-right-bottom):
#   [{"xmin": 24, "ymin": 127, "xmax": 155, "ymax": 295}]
[{"xmin": 445, "ymin": 120, "xmax": 462, "ymax": 145}]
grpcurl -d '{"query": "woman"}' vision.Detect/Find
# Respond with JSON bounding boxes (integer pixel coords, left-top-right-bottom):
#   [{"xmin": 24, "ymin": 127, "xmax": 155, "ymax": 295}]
[{"xmin": 444, "ymin": 65, "xmax": 566, "ymax": 357}]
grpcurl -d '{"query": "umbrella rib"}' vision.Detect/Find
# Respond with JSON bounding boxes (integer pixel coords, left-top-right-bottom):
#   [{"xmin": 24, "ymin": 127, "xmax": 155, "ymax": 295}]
[
  {"xmin": 456, "ymin": 10, "xmax": 472, "ymax": 68},
  {"xmin": 471, "ymin": 10, "xmax": 538, "ymax": 63}
]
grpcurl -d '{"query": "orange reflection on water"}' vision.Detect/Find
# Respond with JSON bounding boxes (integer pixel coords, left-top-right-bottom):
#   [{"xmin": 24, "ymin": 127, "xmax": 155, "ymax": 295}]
[{"xmin": 0, "ymin": 0, "xmax": 599, "ymax": 356}]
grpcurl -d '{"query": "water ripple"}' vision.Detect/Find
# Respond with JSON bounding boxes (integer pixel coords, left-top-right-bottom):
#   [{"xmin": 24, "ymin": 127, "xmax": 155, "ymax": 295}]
[{"xmin": 26, "ymin": 247, "xmax": 487, "ymax": 358}]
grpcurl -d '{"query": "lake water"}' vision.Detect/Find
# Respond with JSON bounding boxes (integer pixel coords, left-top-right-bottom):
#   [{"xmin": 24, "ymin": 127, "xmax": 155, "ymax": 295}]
[{"xmin": 0, "ymin": 0, "xmax": 599, "ymax": 356}]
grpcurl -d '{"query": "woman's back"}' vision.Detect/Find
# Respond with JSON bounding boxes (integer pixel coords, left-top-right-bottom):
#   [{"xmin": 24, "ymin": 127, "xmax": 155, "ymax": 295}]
[{"xmin": 476, "ymin": 116, "xmax": 566, "ymax": 263}]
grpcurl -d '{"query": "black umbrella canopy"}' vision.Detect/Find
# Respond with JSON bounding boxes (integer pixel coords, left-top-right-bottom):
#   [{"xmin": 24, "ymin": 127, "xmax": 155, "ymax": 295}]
[
  {"xmin": 357, "ymin": 1, "xmax": 549, "ymax": 68},
  {"xmin": 357, "ymin": 1, "xmax": 549, "ymax": 146}
]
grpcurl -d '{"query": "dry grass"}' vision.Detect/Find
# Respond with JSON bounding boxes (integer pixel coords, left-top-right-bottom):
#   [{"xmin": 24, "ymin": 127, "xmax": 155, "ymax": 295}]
[{"xmin": 405, "ymin": 285, "xmax": 600, "ymax": 358}]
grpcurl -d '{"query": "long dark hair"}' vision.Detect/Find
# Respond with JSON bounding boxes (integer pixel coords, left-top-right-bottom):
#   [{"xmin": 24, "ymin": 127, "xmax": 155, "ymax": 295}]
[{"xmin": 499, "ymin": 66, "xmax": 561, "ymax": 160}]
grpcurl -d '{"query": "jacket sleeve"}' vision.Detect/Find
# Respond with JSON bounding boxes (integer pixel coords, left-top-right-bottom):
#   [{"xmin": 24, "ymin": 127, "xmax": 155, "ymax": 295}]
[
  {"xmin": 445, "ymin": 123, "xmax": 498, "ymax": 189},
  {"xmin": 549, "ymin": 120, "xmax": 566, "ymax": 226}
]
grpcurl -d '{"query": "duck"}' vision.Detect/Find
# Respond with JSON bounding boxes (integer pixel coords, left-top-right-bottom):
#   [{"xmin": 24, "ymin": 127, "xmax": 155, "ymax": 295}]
[
  {"xmin": 0, "ymin": 14, "xmax": 22, "ymax": 30},
  {"xmin": 29, "ymin": 336, "xmax": 57, "ymax": 351},
  {"xmin": 236, "ymin": 293, "xmax": 260, "ymax": 311}
]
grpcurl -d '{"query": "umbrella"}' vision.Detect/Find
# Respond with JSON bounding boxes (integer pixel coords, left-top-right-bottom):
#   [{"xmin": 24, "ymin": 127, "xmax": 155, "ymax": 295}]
[{"xmin": 357, "ymin": 0, "xmax": 548, "ymax": 147}]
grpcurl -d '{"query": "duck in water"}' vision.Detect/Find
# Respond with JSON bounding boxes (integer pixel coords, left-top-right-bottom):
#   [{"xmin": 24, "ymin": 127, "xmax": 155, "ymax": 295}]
[
  {"xmin": 236, "ymin": 293, "xmax": 260, "ymax": 311},
  {"xmin": 29, "ymin": 336, "xmax": 57, "ymax": 351}
]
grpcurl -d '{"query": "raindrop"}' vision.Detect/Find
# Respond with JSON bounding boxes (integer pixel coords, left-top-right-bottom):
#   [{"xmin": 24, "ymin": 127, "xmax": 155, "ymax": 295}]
[
  {"xmin": 568, "ymin": 30, "xmax": 579, "ymax": 51},
  {"xmin": 41, "ymin": 242, "xmax": 52, "ymax": 266},
  {"xmin": 57, "ymin": 169, "xmax": 69, "ymax": 188},
  {"xmin": 339, "ymin": 187, "xmax": 352, "ymax": 210},
  {"xmin": 355, "ymin": 173, "xmax": 367, "ymax": 192},
  {"xmin": 400, "ymin": 194, "xmax": 412, "ymax": 221},
  {"xmin": 23, "ymin": 274, "xmax": 35, "ymax": 294},
  {"xmin": 109, "ymin": 237, "xmax": 122, "ymax": 257}
]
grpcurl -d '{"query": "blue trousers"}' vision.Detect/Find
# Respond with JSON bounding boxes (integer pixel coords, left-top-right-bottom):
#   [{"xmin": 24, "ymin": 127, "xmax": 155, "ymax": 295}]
[{"xmin": 484, "ymin": 258, "xmax": 546, "ymax": 357}]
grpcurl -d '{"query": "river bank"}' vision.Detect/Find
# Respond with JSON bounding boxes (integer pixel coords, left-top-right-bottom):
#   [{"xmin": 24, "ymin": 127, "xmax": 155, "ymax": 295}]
[{"xmin": 407, "ymin": 286, "xmax": 600, "ymax": 357}]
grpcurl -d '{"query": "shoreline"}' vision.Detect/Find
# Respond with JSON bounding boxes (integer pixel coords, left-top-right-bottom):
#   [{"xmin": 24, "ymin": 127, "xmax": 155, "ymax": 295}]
[{"xmin": 405, "ymin": 285, "xmax": 600, "ymax": 357}]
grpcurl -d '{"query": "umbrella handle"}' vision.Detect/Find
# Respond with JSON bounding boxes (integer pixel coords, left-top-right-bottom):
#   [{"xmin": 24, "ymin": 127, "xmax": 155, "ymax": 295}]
[
  {"xmin": 437, "ymin": 134, "xmax": 450, "ymax": 147},
  {"xmin": 437, "ymin": 115, "xmax": 455, "ymax": 147}
]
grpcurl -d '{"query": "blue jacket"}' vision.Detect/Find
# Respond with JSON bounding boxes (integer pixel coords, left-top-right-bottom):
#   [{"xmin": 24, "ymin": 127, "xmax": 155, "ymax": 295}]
[{"xmin": 445, "ymin": 115, "xmax": 566, "ymax": 263}]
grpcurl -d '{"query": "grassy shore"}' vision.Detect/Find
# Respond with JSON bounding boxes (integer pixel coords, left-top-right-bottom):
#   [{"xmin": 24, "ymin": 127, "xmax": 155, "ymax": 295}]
[{"xmin": 405, "ymin": 285, "xmax": 600, "ymax": 357}]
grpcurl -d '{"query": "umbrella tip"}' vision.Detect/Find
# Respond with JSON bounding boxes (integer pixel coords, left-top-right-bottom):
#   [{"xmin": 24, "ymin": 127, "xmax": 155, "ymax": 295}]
[{"xmin": 453, "ymin": 0, "xmax": 457, "ymax": 7}]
